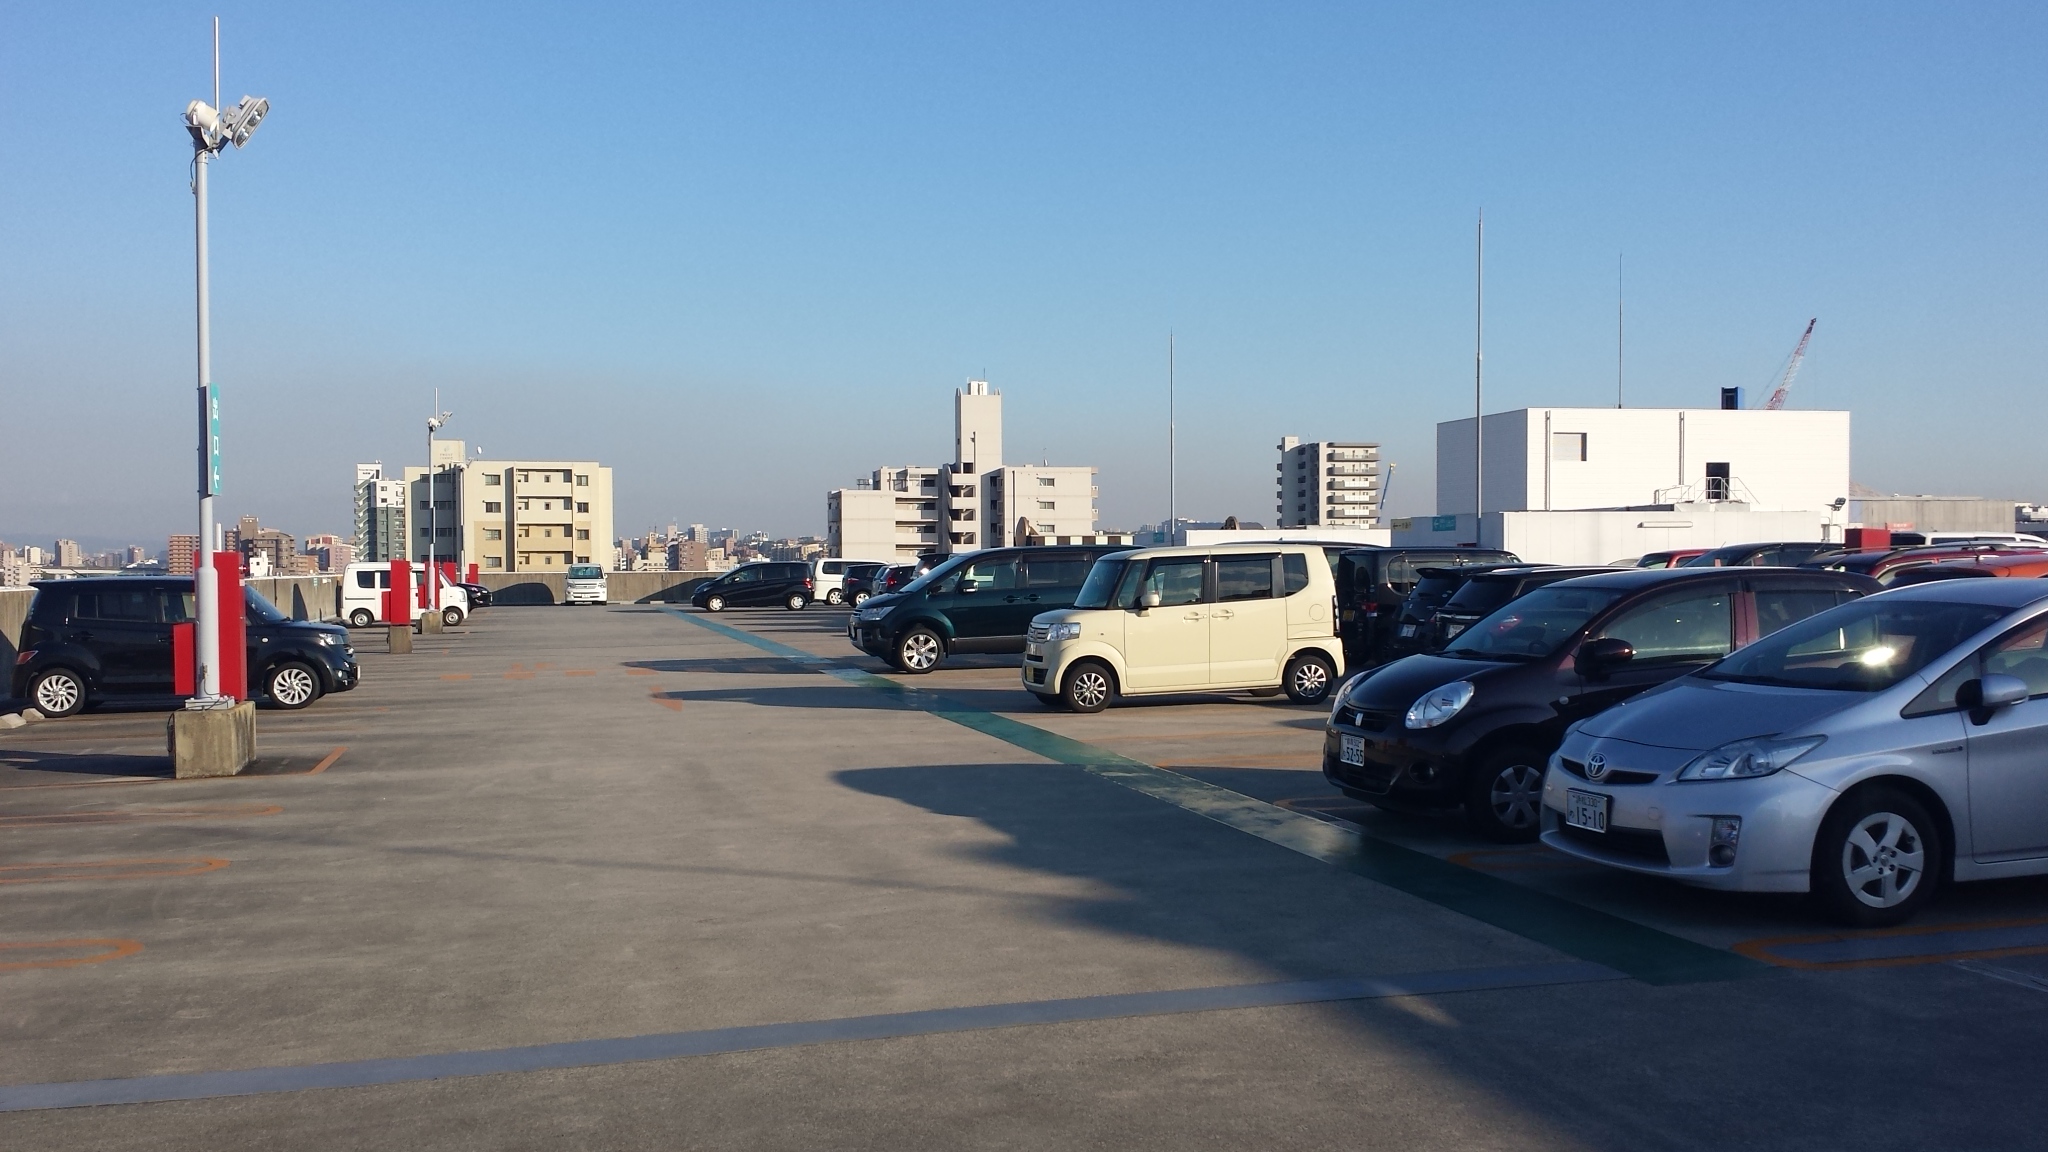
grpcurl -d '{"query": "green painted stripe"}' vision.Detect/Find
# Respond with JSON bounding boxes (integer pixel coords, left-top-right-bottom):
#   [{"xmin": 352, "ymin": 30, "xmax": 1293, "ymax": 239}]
[{"xmin": 662, "ymin": 609, "xmax": 1760, "ymax": 985}]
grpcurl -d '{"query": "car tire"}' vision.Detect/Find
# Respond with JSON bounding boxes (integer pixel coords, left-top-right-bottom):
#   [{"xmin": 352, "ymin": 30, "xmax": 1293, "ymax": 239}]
[
  {"xmin": 1062, "ymin": 660, "xmax": 1115, "ymax": 713},
  {"xmin": 851, "ymin": 591, "xmax": 870, "ymax": 607},
  {"xmin": 826, "ymin": 589, "xmax": 844, "ymax": 606},
  {"xmin": 348, "ymin": 608, "xmax": 375, "ymax": 628},
  {"xmin": 27, "ymin": 667, "xmax": 87, "ymax": 718},
  {"xmin": 1464, "ymin": 743, "xmax": 1548, "ymax": 843},
  {"xmin": 894, "ymin": 627, "xmax": 944, "ymax": 674},
  {"xmin": 442, "ymin": 607, "xmax": 463, "ymax": 627},
  {"xmin": 784, "ymin": 592, "xmax": 808, "ymax": 611},
  {"xmin": 264, "ymin": 661, "xmax": 321, "ymax": 710},
  {"xmin": 704, "ymin": 595, "xmax": 725, "ymax": 613},
  {"xmin": 1811, "ymin": 786, "xmax": 1941, "ymax": 927},
  {"xmin": 1283, "ymin": 652, "xmax": 1337, "ymax": 705}
]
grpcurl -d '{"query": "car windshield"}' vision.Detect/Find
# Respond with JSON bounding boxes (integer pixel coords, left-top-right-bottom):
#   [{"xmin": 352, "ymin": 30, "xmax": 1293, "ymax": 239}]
[
  {"xmin": 1441, "ymin": 585, "xmax": 1624, "ymax": 661},
  {"xmin": 1073, "ymin": 558, "xmax": 1129, "ymax": 609},
  {"xmin": 902, "ymin": 555, "xmax": 969, "ymax": 594},
  {"xmin": 567, "ymin": 565, "xmax": 602, "ymax": 579},
  {"xmin": 1407, "ymin": 572, "xmax": 1465, "ymax": 605},
  {"xmin": 243, "ymin": 586, "xmax": 289, "ymax": 624},
  {"xmin": 1442, "ymin": 578, "xmax": 1521, "ymax": 617},
  {"xmin": 1702, "ymin": 599, "xmax": 2011, "ymax": 692}
]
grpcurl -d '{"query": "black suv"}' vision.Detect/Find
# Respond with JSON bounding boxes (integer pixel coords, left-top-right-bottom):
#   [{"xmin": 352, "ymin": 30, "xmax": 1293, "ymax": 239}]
[
  {"xmin": 1337, "ymin": 547, "xmax": 1518, "ymax": 669},
  {"xmin": 11, "ymin": 577, "xmax": 358, "ymax": 717},
  {"xmin": 850, "ymin": 545, "xmax": 1126, "ymax": 673},
  {"xmin": 690, "ymin": 562, "xmax": 814, "ymax": 612},
  {"xmin": 1323, "ymin": 567, "xmax": 1878, "ymax": 841}
]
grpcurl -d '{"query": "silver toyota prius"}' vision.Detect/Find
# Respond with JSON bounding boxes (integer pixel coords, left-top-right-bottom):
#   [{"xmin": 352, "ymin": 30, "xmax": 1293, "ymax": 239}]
[{"xmin": 1542, "ymin": 578, "xmax": 2048, "ymax": 926}]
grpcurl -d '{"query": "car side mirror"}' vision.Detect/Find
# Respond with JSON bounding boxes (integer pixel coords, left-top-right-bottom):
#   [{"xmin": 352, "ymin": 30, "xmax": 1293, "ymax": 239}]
[
  {"xmin": 958, "ymin": 582, "xmax": 978, "ymax": 594},
  {"xmin": 1575, "ymin": 637, "xmax": 1635, "ymax": 679},
  {"xmin": 1137, "ymin": 589, "xmax": 1162, "ymax": 614},
  {"xmin": 1961, "ymin": 673, "xmax": 2029, "ymax": 722}
]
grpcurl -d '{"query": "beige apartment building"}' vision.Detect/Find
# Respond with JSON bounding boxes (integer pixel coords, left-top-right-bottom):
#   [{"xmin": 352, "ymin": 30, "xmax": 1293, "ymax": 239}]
[{"xmin": 405, "ymin": 442, "xmax": 616, "ymax": 573}]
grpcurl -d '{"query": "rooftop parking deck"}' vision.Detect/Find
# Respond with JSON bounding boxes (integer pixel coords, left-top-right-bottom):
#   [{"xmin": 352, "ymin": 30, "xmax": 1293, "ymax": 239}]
[{"xmin": 6, "ymin": 603, "xmax": 2048, "ymax": 1149}]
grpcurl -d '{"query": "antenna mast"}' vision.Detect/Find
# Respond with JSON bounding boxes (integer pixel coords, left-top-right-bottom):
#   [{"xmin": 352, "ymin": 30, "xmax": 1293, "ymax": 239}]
[
  {"xmin": 1474, "ymin": 212, "xmax": 1484, "ymax": 545},
  {"xmin": 1168, "ymin": 332, "xmax": 1176, "ymax": 543}
]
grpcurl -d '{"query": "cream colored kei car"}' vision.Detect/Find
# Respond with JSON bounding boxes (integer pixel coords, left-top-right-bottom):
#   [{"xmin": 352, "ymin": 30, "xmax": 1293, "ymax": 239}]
[{"xmin": 1021, "ymin": 544, "xmax": 1345, "ymax": 712}]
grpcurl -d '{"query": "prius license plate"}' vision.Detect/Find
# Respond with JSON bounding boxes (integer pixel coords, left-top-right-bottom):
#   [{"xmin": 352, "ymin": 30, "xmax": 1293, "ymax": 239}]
[
  {"xmin": 1340, "ymin": 734, "xmax": 1366, "ymax": 766},
  {"xmin": 1565, "ymin": 789, "xmax": 1609, "ymax": 833}
]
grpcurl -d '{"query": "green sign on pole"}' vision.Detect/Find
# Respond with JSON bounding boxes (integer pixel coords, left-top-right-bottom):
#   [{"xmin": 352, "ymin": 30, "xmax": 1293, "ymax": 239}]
[
  {"xmin": 1431, "ymin": 514, "xmax": 1458, "ymax": 532},
  {"xmin": 204, "ymin": 383, "xmax": 222, "ymax": 495}
]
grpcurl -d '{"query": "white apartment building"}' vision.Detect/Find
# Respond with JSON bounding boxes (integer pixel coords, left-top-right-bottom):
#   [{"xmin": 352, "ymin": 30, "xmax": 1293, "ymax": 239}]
[
  {"xmin": 1276, "ymin": 437, "xmax": 1383, "ymax": 528},
  {"xmin": 826, "ymin": 380, "xmax": 1103, "ymax": 559},
  {"xmin": 404, "ymin": 441, "xmax": 617, "ymax": 573},
  {"xmin": 1436, "ymin": 407, "xmax": 1851, "ymax": 515}
]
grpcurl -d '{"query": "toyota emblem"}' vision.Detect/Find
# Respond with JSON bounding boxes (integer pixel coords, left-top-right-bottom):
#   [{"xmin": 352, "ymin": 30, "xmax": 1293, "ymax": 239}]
[{"xmin": 1585, "ymin": 753, "xmax": 1610, "ymax": 781}]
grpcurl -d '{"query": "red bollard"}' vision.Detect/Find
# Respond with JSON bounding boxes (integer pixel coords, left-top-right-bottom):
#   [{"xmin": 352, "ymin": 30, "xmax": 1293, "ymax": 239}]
[{"xmin": 212, "ymin": 552, "xmax": 247, "ymax": 700}]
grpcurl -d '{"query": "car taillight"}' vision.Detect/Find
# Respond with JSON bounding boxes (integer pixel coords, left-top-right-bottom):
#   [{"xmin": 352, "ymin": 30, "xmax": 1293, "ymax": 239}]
[
  {"xmin": 16, "ymin": 649, "xmax": 35, "ymax": 664},
  {"xmin": 804, "ymin": 578, "xmax": 813, "ymax": 589}
]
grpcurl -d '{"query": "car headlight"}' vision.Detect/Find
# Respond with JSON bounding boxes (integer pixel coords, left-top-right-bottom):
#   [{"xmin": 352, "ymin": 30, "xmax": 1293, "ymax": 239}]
[
  {"xmin": 314, "ymin": 633, "xmax": 341, "ymax": 647},
  {"xmin": 1404, "ymin": 680, "xmax": 1474, "ymax": 729},
  {"xmin": 857, "ymin": 605, "xmax": 892, "ymax": 622},
  {"xmin": 1676, "ymin": 735, "xmax": 1825, "ymax": 781},
  {"xmin": 1045, "ymin": 622, "xmax": 1082, "ymax": 641}
]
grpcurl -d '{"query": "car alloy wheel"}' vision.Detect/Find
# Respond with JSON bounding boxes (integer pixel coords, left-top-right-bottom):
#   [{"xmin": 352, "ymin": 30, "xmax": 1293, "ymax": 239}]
[
  {"xmin": 30, "ymin": 668, "xmax": 85, "ymax": 718},
  {"xmin": 267, "ymin": 663, "xmax": 319, "ymax": 709},
  {"xmin": 1842, "ymin": 811, "xmax": 1928, "ymax": 909},
  {"xmin": 348, "ymin": 609, "xmax": 375, "ymax": 628},
  {"xmin": 442, "ymin": 607, "xmax": 463, "ymax": 627},
  {"xmin": 785, "ymin": 593, "xmax": 807, "ymax": 611},
  {"xmin": 705, "ymin": 595, "xmax": 725, "ymax": 613},
  {"xmin": 1063, "ymin": 662, "xmax": 1113, "ymax": 713},
  {"xmin": 851, "ymin": 591, "xmax": 869, "ymax": 607},
  {"xmin": 826, "ymin": 589, "xmax": 844, "ymax": 606},
  {"xmin": 1283, "ymin": 653, "xmax": 1335, "ymax": 704},
  {"xmin": 897, "ymin": 629, "xmax": 943, "ymax": 673},
  {"xmin": 1813, "ymin": 787, "xmax": 1941, "ymax": 927}
]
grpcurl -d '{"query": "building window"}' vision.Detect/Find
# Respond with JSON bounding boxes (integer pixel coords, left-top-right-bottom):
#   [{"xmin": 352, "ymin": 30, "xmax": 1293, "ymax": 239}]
[
  {"xmin": 418, "ymin": 500, "xmax": 431, "ymax": 511},
  {"xmin": 1037, "ymin": 500, "xmax": 1056, "ymax": 510},
  {"xmin": 483, "ymin": 501, "xmax": 501, "ymax": 513},
  {"xmin": 519, "ymin": 500, "xmax": 530, "ymax": 511},
  {"xmin": 576, "ymin": 502, "xmax": 590, "ymax": 513},
  {"xmin": 437, "ymin": 526, "xmax": 454, "ymax": 537},
  {"xmin": 1551, "ymin": 432, "xmax": 1587, "ymax": 462},
  {"xmin": 1038, "ymin": 476, "xmax": 1056, "ymax": 487},
  {"xmin": 543, "ymin": 528, "xmax": 554, "ymax": 538},
  {"xmin": 519, "ymin": 527, "xmax": 531, "ymax": 538},
  {"xmin": 576, "ymin": 529, "xmax": 590, "ymax": 540},
  {"xmin": 485, "ymin": 555, "xmax": 503, "ymax": 568},
  {"xmin": 575, "ymin": 474, "xmax": 589, "ymax": 486},
  {"xmin": 576, "ymin": 554, "xmax": 589, "ymax": 563},
  {"xmin": 483, "ymin": 473, "xmax": 501, "ymax": 486},
  {"xmin": 484, "ymin": 529, "xmax": 501, "ymax": 541}
]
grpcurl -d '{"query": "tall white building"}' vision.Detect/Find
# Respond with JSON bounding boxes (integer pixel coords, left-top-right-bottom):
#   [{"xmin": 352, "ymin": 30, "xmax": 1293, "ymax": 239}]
[
  {"xmin": 403, "ymin": 441, "xmax": 617, "ymax": 573},
  {"xmin": 827, "ymin": 381, "xmax": 1104, "ymax": 559},
  {"xmin": 1276, "ymin": 437, "xmax": 1383, "ymax": 528}
]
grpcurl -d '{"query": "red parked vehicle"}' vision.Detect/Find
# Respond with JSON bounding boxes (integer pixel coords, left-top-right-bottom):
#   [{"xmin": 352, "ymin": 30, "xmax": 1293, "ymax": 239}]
[{"xmin": 1801, "ymin": 543, "xmax": 2043, "ymax": 586}]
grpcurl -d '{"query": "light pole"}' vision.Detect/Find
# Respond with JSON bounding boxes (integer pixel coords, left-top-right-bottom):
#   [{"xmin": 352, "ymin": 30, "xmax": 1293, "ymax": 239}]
[
  {"xmin": 182, "ymin": 22, "xmax": 269, "ymax": 707},
  {"xmin": 426, "ymin": 409, "xmax": 453, "ymax": 611}
]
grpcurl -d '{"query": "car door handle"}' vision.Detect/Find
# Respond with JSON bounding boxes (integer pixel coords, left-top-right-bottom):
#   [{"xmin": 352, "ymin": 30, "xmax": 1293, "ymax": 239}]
[
  {"xmin": 1183, "ymin": 611, "xmax": 1205, "ymax": 622},
  {"xmin": 1931, "ymin": 744, "xmax": 1964, "ymax": 755},
  {"xmin": 1212, "ymin": 609, "xmax": 1235, "ymax": 620}
]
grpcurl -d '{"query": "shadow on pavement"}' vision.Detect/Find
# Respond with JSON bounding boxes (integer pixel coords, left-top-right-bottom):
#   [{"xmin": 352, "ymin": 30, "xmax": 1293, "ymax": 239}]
[{"xmin": 0, "ymin": 746, "xmax": 174, "ymax": 782}]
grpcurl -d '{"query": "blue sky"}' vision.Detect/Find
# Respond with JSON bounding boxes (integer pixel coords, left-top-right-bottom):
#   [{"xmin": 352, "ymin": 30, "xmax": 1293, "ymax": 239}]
[{"xmin": 4, "ymin": 2, "xmax": 2044, "ymax": 548}]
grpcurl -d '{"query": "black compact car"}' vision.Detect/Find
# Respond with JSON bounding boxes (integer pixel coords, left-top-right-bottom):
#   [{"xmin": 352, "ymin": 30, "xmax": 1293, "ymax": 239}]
[
  {"xmin": 1425, "ymin": 566, "xmax": 1620, "ymax": 649},
  {"xmin": 11, "ymin": 577, "xmax": 358, "ymax": 717},
  {"xmin": 1336, "ymin": 547, "xmax": 1518, "ymax": 670},
  {"xmin": 849, "ymin": 545, "xmax": 1126, "ymax": 673},
  {"xmin": 838, "ymin": 563, "xmax": 891, "ymax": 608},
  {"xmin": 1323, "ymin": 567, "xmax": 1878, "ymax": 841},
  {"xmin": 1681, "ymin": 541, "xmax": 1838, "ymax": 568},
  {"xmin": 457, "ymin": 581, "xmax": 494, "ymax": 609},
  {"xmin": 689, "ymin": 562, "xmax": 814, "ymax": 612}
]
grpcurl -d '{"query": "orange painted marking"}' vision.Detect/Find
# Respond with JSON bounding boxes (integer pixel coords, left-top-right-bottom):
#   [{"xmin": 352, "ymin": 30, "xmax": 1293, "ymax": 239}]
[
  {"xmin": 441, "ymin": 673, "xmax": 472, "ymax": 681},
  {"xmin": 534, "ymin": 662, "xmax": 555, "ymax": 671},
  {"xmin": 307, "ymin": 747, "xmax": 347, "ymax": 775},
  {"xmin": 0, "ymin": 804, "xmax": 282, "ymax": 829},
  {"xmin": 0, "ymin": 858, "xmax": 229, "ymax": 885},
  {"xmin": 509, "ymin": 663, "xmax": 526, "ymax": 672},
  {"xmin": 564, "ymin": 669, "xmax": 596, "ymax": 677},
  {"xmin": 624, "ymin": 668, "xmax": 658, "ymax": 677},
  {"xmin": 1734, "ymin": 916, "xmax": 2048, "ymax": 971},
  {"xmin": 0, "ymin": 938, "xmax": 144, "ymax": 971},
  {"xmin": 504, "ymin": 672, "xmax": 535, "ymax": 680},
  {"xmin": 652, "ymin": 692, "xmax": 683, "ymax": 712}
]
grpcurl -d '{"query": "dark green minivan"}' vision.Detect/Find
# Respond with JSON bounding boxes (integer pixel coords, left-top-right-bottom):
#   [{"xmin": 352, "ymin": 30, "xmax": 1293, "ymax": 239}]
[{"xmin": 847, "ymin": 545, "xmax": 1128, "ymax": 673}]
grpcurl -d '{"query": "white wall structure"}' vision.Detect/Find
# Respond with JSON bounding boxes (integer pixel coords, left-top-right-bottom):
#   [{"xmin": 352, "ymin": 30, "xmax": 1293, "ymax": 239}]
[
  {"xmin": 1390, "ymin": 505, "xmax": 1843, "ymax": 566},
  {"xmin": 1436, "ymin": 408, "xmax": 1851, "ymax": 516},
  {"xmin": 826, "ymin": 466, "xmax": 944, "ymax": 562},
  {"xmin": 985, "ymin": 465, "xmax": 1099, "ymax": 547},
  {"xmin": 1185, "ymin": 526, "xmax": 1391, "ymax": 548},
  {"xmin": 1276, "ymin": 437, "xmax": 1383, "ymax": 528}
]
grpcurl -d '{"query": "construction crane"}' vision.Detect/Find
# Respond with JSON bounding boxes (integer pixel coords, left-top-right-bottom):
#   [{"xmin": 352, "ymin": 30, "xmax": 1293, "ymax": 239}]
[{"xmin": 1760, "ymin": 318, "xmax": 1817, "ymax": 410}]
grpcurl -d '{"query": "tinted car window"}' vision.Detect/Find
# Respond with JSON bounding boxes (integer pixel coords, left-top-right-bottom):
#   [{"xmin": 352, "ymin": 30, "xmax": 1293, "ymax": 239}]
[
  {"xmin": 1023, "ymin": 553, "xmax": 1092, "ymax": 588},
  {"xmin": 355, "ymin": 570, "xmax": 378, "ymax": 589},
  {"xmin": 1754, "ymin": 588, "xmax": 1848, "ymax": 638},
  {"xmin": 1442, "ymin": 577, "xmax": 1521, "ymax": 617},
  {"xmin": 1718, "ymin": 599, "xmax": 2010, "ymax": 696},
  {"xmin": 958, "ymin": 557, "xmax": 1019, "ymax": 592},
  {"xmin": 1142, "ymin": 559, "xmax": 1206, "ymax": 607},
  {"xmin": 726, "ymin": 567, "xmax": 760, "ymax": 584},
  {"xmin": 1282, "ymin": 554, "xmax": 1311, "ymax": 596},
  {"xmin": 1598, "ymin": 588, "xmax": 1733, "ymax": 663},
  {"xmin": 1215, "ymin": 556, "xmax": 1275, "ymax": 602},
  {"xmin": 1444, "ymin": 586, "xmax": 1624, "ymax": 660},
  {"xmin": 1983, "ymin": 620, "xmax": 2048, "ymax": 699},
  {"xmin": 75, "ymin": 588, "xmax": 156, "ymax": 622}
]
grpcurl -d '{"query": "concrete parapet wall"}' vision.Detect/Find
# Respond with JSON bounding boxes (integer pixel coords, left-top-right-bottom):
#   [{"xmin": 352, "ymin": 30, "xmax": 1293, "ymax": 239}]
[
  {"xmin": 247, "ymin": 576, "xmax": 343, "ymax": 621},
  {"xmin": 472, "ymin": 571, "xmax": 718, "ymax": 606},
  {"xmin": 0, "ymin": 587, "xmax": 31, "ymax": 674}
]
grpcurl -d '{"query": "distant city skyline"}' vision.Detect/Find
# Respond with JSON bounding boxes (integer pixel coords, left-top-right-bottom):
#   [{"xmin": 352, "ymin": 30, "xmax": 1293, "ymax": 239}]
[{"xmin": 4, "ymin": 5, "xmax": 2045, "ymax": 542}]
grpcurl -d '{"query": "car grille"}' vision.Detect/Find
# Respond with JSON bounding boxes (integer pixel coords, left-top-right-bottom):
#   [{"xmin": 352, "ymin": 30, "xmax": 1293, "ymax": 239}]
[
  {"xmin": 1338, "ymin": 707, "xmax": 1400, "ymax": 733},
  {"xmin": 1325, "ymin": 757, "xmax": 1398, "ymax": 795},
  {"xmin": 1026, "ymin": 622, "xmax": 1053, "ymax": 643},
  {"xmin": 1555, "ymin": 821, "xmax": 1670, "ymax": 864},
  {"xmin": 1555, "ymin": 757, "xmax": 1660, "ymax": 786}
]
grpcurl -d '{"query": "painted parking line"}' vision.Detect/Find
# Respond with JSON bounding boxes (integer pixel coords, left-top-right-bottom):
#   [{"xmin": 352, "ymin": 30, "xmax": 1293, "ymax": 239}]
[
  {"xmin": 1735, "ymin": 917, "xmax": 2048, "ymax": 970},
  {"xmin": 0, "ymin": 859, "xmax": 228, "ymax": 886},
  {"xmin": 306, "ymin": 747, "xmax": 347, "ymax": 775},
  {"xmin": 0, "ymin": 939, "xmax": 143, "ymax": 973},
  {"xmin": 0, "ymin": 959, "xmax": 1619, "ymax": 1113},
  {"xmin": 0, "ymin": 804, "xmax": 282, "ymax": 829},
  {"xmin": 664, "ymin": 610, "xmax": 1757, "ymax": 986}
]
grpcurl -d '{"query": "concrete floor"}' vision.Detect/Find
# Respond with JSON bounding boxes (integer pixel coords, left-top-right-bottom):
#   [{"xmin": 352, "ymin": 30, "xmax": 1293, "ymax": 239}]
[{"xmin": 4, "ymin": 604, "xmax": 2048, "ymax": 1149}]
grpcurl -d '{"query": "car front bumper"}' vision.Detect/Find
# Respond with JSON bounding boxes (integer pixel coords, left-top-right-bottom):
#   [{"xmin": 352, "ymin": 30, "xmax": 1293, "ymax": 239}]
[
  {"xmin": 1538, "ymin": 736, "xmax": 1836, "ymax": 893},
  {"xmin": 1321, "ymin": 714, "xmax": 1469, "ymax": 805}
]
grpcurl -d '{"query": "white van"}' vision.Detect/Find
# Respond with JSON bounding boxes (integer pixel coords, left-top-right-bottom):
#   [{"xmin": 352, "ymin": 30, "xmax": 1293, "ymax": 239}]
[
  {"xmin": 811, "ymin": 557, "xmax": 893, "ymax": 606},
  {"xmin": 1021, "ymin": 543, "xmax": 1344, "ymax": 712},
  {"xmin": 564, "ymin": 564, "xmax": 607, "ymax": 605},
  {"xmin": 342, "ymin": 562, "xmax": 470, "ymax": 628}
]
